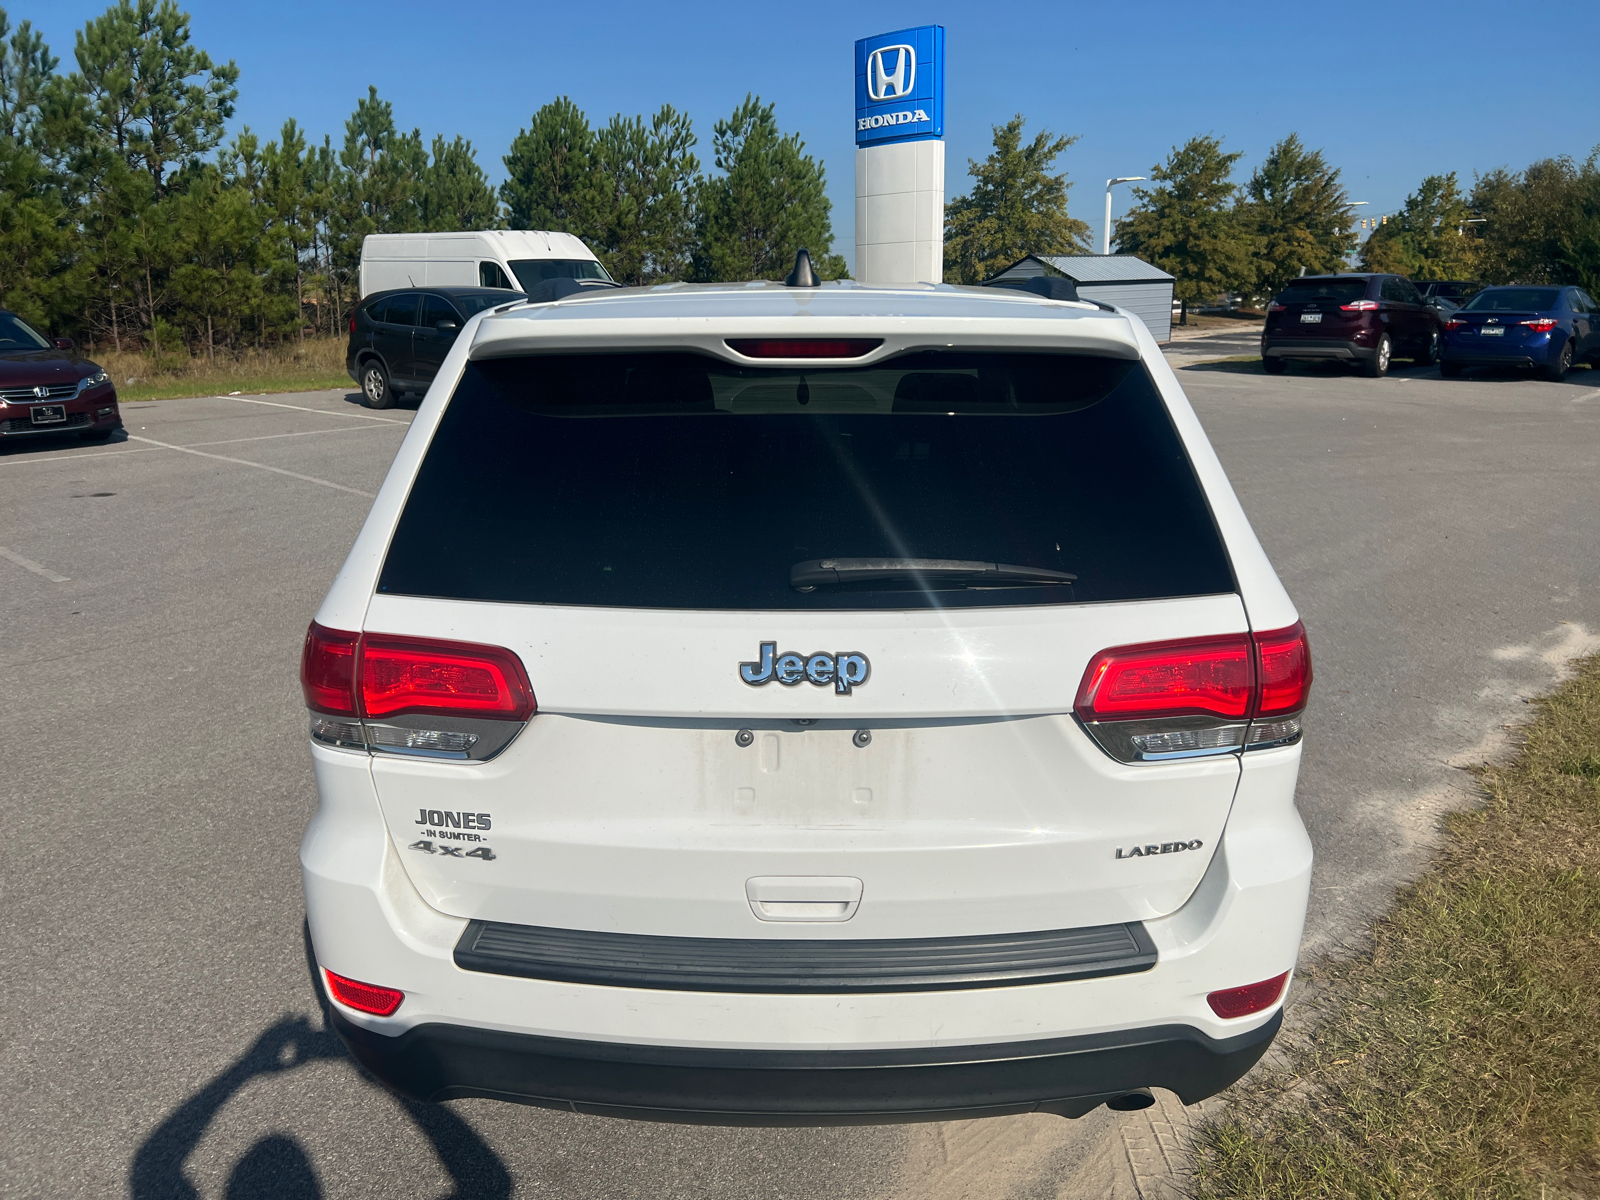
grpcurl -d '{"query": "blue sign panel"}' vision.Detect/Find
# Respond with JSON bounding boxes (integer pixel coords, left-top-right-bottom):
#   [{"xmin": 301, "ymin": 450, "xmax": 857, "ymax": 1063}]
[{"xmin": 854, "ymin": 25, "xmax": 944, "ymax": 147}]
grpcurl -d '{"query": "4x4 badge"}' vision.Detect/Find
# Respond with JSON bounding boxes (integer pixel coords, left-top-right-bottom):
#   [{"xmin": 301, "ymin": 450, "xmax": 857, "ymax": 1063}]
[{"xmin": 740, "ymin": 642, "xmax": 870, "ymax": 695}]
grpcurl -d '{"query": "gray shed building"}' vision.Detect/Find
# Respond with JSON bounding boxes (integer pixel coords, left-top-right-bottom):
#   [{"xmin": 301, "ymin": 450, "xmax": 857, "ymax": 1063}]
[{"xmin": 988, "ymin": 255, "xmax": 1175, "ymax": 343}]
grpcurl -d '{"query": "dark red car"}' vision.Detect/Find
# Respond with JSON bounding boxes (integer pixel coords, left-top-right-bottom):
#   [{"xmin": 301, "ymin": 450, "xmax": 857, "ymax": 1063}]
[
  {"xmin": 0, "ymin": 310, "xmax": 122, "ymax": 442},
  {"xmin": 1261, "ymin": 274, "xmax": 1441, "ymax": 378}
]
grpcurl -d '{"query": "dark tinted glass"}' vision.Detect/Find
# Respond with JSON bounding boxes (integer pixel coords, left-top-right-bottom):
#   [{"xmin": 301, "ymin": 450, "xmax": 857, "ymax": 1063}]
[
  {"xmin": 0, "ymin": 312, "xmax": 50, "ymax": 351},
  {"xmin": 1463, "ymin": 288, "xmax": 1559, "ymax": 312},
  {"xmin": 455, "ymin": 292, "xmax": 525, "ymax": 317},
  {"xmin": 379, "ymin": 352, "xmax": 1235, "ymax": 611},
  {"xmin": 479, "ymin": 262, "xmax": 514, "ymax": 289},
  {"xmin": 421, "ymin": 295, "xmax": 459, "ymax": 326},
  {"xmin": 381, "ymin": 293, "xmax": 419, "ymax": 326},
  {"xmin": 508, "ymin": 259, "xmax": 610, "ymax": 289},
  {"xmin": 1277, "ymin": 279, "xmax": 1368, "ymax": 305}
]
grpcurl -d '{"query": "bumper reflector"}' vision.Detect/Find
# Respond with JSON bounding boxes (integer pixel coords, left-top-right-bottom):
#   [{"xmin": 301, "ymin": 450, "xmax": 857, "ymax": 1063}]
[
  {"xmin": 324, "ymin": 969, "xmax": 404, "ymax": 1016},
  {"xmin": 1207, "ymin": 971, "xmax": 1289, "ymax": 1019}
]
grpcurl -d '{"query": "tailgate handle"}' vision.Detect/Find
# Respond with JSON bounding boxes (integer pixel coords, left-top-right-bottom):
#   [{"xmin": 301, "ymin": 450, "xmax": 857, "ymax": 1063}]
[{"xmin": 745, "ymin": 876, "xmax": 863, "ymax": 923}]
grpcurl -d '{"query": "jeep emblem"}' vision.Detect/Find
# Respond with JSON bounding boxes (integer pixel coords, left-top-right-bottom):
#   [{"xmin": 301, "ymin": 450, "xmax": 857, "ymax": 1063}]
[{"xmin": 740, "ymin": 642, "xmax": 870, "ymax": 695}]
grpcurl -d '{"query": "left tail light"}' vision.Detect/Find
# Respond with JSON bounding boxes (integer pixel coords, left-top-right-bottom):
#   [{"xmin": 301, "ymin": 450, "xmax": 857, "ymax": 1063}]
[
  {"xmin": 301, "ymin": 623, "xmax": 535, "ymax": 760},
  {"xmin": 1444, "ymin": 318, "xmax": 1466, "ymax": 330},
  {"xmin": 1075, "ymin": 623, "xmax": 1311, "ymax": 762},
  {"xmin": 348, "ymin": 315, "xmax": 357, "ymax": 334}
]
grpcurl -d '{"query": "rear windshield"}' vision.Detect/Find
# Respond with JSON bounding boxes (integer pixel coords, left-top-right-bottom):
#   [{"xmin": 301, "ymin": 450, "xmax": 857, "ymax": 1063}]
[
  {"xmin": 1275, "ymin": 279, "xmax": 1368, "ymax": 305},
  {"xmin": 508, "ymin": 259, "xmax": 611, "ymax": 290},
  {"xmin": 379, "ymin": 352, "xmax": 1235, "ymax": 611},
  {"xmin": 1462, "ymin": 287, "xmax": 1558, "ymax": 313}
]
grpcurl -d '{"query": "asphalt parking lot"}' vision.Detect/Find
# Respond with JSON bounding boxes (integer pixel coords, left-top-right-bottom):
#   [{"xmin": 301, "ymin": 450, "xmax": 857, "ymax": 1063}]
[{"xmin": 3, "ymin": 354, "xmax": 1598, "ymax": 1198}]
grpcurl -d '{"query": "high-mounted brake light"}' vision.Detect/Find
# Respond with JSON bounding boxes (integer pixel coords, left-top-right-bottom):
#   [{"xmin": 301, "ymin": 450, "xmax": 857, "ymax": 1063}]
[
  {"xmin": 324, "ymin": 968, "xmax": 404, "ymax": 1016},
  {"xmin": 1339, "ymin": 299, "xmax": 1379, "ymax": 311},
  {"xmin": 1519, "ymin": 317, "xmax": 1557, "ymax": 332},
  {"xmin": 360, "ymin": 634, "xmax": 535, "ymax": 720},
  {"xmin": 724, "ymin": 338, "xmax": 882, "ymax": 359},
  {"xmin": 1075, "ymin": 624, "xmax": 1312, "ymax": 762},
  {"xmin": 1207, "ymin": 972, "xmax": 1289, "ymax": 1019}
]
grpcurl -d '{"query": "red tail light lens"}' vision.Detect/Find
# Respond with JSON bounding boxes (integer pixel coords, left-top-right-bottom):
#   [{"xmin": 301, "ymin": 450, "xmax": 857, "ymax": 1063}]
[
  {"xmin": 1520, "ymin": 318, "xmax": 1557, "ymax": 332},
  {"xmin": 1076, "ymin": 635, "xmax": 1255, "ymax": 721},
  {"xmin": 1444, "ymin": 318, "xmax": 1465, "ymax": 330},
  {"xmin": 1339, "ymin": 299, "xmax": 1379, "ymax": 311},
  {"xmin": 1267, "ymin": 303, "xmax": 1286, "ymax": 313},
  {"xmin": 348, "ymin": 315, "xmax": 356, "ymax": 333},
  {"xmin": 360, "ymin": 634, "xmax": 535, "ymax": 720},
  {"xmin": 301, "ymin": 623, "xmax": 359, "ymax": 716},
  {"xmin": 1207, "ymin": 971, "xmax": 1289, "ymax": 1019},
  {"xmin": 324, "ymin": 968, "xmax": 404, "ymax": 1016},
  {"xmin": 725, "ymin": 338, "xmax": 883, "ymax": 359},
  {"xmin": 1254, "ymin": 622, "xmax": 1312, "ymax": 717}
]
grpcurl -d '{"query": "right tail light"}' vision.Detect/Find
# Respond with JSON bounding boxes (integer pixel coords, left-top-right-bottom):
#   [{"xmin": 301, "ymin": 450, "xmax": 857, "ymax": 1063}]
[
  {"xmin": 1339, "ymin": 299, "xmax": 1379, "ymax": 312},
  {"xmin": 300, "ymin": 623, "xmax": 535, "ymax": 761},
  {"xmin": 1075, "ymin": 623, "xmax": 1311, "ymax": 762}
]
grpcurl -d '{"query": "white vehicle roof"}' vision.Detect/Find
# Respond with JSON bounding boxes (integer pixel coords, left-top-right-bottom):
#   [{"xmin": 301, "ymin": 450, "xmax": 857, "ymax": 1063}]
[
  {"xmin": 361, "ymin": 229, "xmax": 597, "ymax": 261},
  {"xmin": 469, "ymin": 281, "xmax": 1140, "ymax": 363}
]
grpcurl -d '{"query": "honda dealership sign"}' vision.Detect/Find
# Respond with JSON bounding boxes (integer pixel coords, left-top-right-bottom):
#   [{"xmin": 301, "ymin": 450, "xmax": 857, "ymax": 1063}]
[
  {"xmin": 854, "ymin": 26, "xmax": 944, "ymax": 147},
  {"xmin": 854, "ymin": 25, "xmax": 946, "ymax": 285}
]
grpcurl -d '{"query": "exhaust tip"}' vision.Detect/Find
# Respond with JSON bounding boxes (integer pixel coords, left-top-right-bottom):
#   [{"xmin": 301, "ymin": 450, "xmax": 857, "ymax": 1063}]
[{"xmin": 1105, "ymin": 1088, "xmax": 1156, "ymax": 1112}]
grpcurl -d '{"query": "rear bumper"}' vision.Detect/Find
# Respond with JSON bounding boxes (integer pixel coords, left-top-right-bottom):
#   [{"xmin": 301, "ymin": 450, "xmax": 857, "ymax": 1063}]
[
  {"xmin": 1261, "ymin": 338, "xmax": 1372, "ymax": 362},
  {"xmin": 330, "ymin": 1006, "xmax": 1282, "ymax": 1123}
]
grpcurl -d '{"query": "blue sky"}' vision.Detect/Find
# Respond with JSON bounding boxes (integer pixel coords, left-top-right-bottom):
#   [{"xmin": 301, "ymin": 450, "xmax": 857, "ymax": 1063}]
[{"xmin": 26, "ymin": 1, "xmax": 1600, "ymax": 270}]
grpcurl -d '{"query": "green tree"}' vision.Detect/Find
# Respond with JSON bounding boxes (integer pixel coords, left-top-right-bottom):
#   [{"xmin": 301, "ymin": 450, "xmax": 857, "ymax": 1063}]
[
  {"xmin": 1115, "ymin": 135, "xmax": 1252, "ymax": 316},
  {"xmin": 593, "ymin": 105, "xmax": 698, "ymax": 284},
  {"xmin": 0, "ymin": 8, "xmax": 56, "ymax": 145},
  {"xmin": 70, "ymin": 0, "xmax": 238, "ymax": 194},
  {"xmin": 168, "ymin": 168, "xmax": 261, "ymax": 358},
  {"xmin": 1469, "ymin": 154, "xmax": 1600, "ymax": 286},
  {"xmin": 942, "ymin": 115, "xmax": 1090, "ymax": 284},
  {"xmin": 693, "ymin": 94, "xmax": 844, "ymax": 282},
  {"xmin": 500, "ymin": 96, "xmax": 600, "ymax": 234},
  {"xmin": 419, "ymin": 134, "xmax": 499, "ymax": 231},
  {"xmin": 1360, "ymin": 173, "xmax": 1475, "ymax": 278},
  {"xmin": 1239, "ymin": 133, "xmax": 1356, "ymax": 301}
]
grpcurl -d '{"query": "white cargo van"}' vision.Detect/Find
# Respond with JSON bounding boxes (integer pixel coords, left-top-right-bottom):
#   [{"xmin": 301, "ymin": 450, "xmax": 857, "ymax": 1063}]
[{"xmin": 359, "ymin": 230, "xmax": 610, "ymax": 297}]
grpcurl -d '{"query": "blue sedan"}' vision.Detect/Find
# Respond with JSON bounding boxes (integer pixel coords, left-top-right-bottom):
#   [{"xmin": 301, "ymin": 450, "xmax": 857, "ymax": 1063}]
[{"xmin": 1441, "ymin": 285, "xmax": 1598, "ymax": 380}]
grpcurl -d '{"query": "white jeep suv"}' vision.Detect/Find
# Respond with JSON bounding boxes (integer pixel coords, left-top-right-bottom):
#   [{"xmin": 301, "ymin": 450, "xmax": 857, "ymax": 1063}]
[{"xmin": 300, "ymin": 272, "xmax": 1313, "ymax": 1124}]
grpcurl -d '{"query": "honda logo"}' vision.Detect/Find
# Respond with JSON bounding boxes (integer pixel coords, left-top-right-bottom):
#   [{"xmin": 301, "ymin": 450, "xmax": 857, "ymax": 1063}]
[
  {"xmin": 33, "ymin": 385, "xmax": 49, "ymax": 397},
  {"xmin": 866, "ymin": 45, "xmax": 915, "ymax": 101}
]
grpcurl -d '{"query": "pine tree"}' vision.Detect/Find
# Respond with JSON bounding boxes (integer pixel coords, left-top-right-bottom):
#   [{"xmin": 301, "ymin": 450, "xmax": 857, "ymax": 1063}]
[
  {"xmin": 500, "ymin": 96, "xmax": 601, "ymax": 235},
  {"xmin": 1240, "ymin": 134, "xmax": 1356, "ymax": 301},
  {"xmin": 593, "ymin": 105, "xmax": 698, "ymax": 284},
  {"xmin": 693, "ymin": 94, "xmax": 844, "ymax": 282},
  {"xmin": 419, "ymin": 135, "xmax": 499, "ymax": 232},
  {"xmin": 943, "ymin": 115, "xmax": 1090, "ymax": 284},
  {"xmin": 1116, "ymin": 135, "xmax": 1252, "ymax": 314}
]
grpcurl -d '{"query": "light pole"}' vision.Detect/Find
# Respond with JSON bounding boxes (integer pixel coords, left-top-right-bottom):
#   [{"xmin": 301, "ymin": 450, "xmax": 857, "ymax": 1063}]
[{"xmin": 1103, "ymin": 177, "xmax": 1144, "ymax": 255}]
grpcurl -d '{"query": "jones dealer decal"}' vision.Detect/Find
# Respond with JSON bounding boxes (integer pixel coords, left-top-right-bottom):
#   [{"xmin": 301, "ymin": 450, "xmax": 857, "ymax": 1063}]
[{"xmin": 409, "ymin": 809, "xmax": 495, "ymax": 858}]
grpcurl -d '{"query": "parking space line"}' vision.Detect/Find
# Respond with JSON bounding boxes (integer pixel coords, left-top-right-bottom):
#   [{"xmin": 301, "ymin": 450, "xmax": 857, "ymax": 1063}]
[
  {"xmin": 126, "ymin": 435, "xmax": 376, "ymax": 497},
  {"xmin": 215, "ymin": 395, "xmax": 408, "ymax": 424},
  {"xmin": 0, "ymin": 545, "xmax": 69, "ymax": 583},
  {"xmin": 0, "ymin": 446, "xmax": 164, "ymax": 468},
  {"xmin": 186, "ymin": 425, "xmax": 402, "ymax": 449}
]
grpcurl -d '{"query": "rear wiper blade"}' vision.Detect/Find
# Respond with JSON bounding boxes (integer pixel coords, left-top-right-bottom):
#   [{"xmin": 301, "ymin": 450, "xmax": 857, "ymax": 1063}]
[{"xmin": 790, "ymin": 558, "xmax": 1076, "ymax": 591}]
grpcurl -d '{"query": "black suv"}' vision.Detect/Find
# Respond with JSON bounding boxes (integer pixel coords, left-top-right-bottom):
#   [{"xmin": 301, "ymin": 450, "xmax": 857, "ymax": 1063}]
[
  {"xmin": 347, "ymin": 287, "xmax": 524, "ymax": 408},
  {"xmin": 1262, "ymin": 273, "xmax": 1442, "ymax": 378}
]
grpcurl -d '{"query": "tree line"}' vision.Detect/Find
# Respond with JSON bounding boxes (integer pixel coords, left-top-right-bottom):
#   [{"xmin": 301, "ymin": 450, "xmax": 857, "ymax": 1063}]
[
  {"xmin": 947, "ymin": 120, "xmax": 1600, "ymax": 310},
  {"xmin": 4, "ymin": 1, "xmax": 1598, "ymax": 358},
  {"xmin": 0, "ymin": 0, "xmax": 845, "ymax": 356}
]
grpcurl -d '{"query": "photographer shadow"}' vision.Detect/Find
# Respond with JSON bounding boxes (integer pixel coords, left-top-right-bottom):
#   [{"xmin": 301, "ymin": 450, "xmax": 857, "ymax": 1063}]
[{"xmin": 130, "ymin": 935, "xmax": 511, "ymax": 1199}]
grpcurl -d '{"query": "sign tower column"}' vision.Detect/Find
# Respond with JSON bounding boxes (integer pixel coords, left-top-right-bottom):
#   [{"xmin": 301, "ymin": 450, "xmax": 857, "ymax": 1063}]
[{"xmin": 854, "ymin": 26, "xmax": 945, "ymax": 286}]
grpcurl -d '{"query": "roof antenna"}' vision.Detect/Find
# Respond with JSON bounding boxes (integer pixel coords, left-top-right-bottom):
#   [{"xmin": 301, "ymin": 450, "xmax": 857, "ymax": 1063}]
[{"xmin": 785, "ymin": 248, "xmax": 821, "ymax": 288}]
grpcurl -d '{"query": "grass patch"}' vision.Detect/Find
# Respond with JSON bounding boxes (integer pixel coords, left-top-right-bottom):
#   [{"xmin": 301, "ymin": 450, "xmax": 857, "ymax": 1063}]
[
  {"xmin": 1181, "ymin": 356, "xmax": 1264, "ymax": 372},
  {"xmin": 1193, "ymin": 654, "xmax": 1600, "ymax": 1199},
  {"xmin": 97, "ymin": 337, "xmax": 352, "ymax": 402}
]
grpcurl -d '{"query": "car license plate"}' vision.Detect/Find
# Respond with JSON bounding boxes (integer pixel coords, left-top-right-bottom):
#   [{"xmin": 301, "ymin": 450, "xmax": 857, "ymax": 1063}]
[
  {"xmin": 1299, "ymin": 312, "xmax": 1322, "ymax": 324},
  {"xmin": 1481, "ymin": 327, "xmax": 1504, "ymax": 337},
  {"xmin": 30, "ymin": 404, "xmax": 66, "ymax": 424}
]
